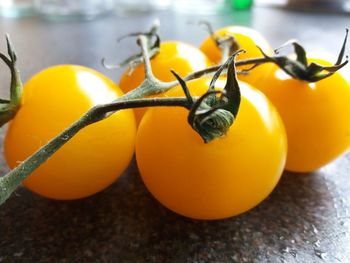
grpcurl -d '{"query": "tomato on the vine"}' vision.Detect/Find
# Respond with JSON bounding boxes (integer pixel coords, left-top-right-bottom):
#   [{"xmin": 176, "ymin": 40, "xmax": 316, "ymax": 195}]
[
  {"xmin": 199, "ymin": 26, "xmax": 273, "ymax": 86},
  {"xmin": 136, "ymin": 78, "xmax": 287, "ymax": 220},
  {"xmin": 256, "ymin": 58, "xmax": 350, "ymax": 172},
  {"xmin": 4, "ymin": 65, "xmax": 136, "ymax": 200},
  {"xmin": 119, "ymin": 41, "xmax": 211, "ymax": 123}
]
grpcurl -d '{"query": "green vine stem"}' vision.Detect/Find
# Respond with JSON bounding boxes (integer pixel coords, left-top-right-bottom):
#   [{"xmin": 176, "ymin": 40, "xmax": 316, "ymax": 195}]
[
  {"xmin": 0, "ymin": 28, "xmax": 348, "ymax": 205},
  {"xmin": 0, "ymin": 34, "xmax": 242, "ymax": 206},
  {"xmin": 0, "ymin": 96, "xmax": 190, "ymax": 205}
]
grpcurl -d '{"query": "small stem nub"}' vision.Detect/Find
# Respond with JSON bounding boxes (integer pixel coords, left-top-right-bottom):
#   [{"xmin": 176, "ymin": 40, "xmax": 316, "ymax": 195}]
[
  {"xmin": 0, "ymin": 34, "xmax": 22, "ymax": 127},
  {"xmin": 200, "ymin": 21, "xmax": 240, "ymax": 64}
]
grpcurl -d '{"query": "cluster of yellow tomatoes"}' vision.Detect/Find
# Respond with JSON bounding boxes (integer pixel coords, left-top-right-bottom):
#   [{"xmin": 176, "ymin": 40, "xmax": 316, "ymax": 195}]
[{"xmin": 4, "ymin": 26, "xmax": 350, "ymax": 220}]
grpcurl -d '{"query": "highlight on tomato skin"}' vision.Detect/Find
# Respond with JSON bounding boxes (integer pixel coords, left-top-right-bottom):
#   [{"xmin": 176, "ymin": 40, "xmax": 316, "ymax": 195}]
[
  {"xmin": 119, "ymin": 41, "xmax": 211, "ymax": 124},
  {"xmin": 255, "ymin": 58, "xmax": 350, "ymax": 173},
  {"xmin": 199, "ymin": 25, "xmax": 274, "ymax": 86},
  {"xmin": 136, "ymin": 78, "xmax": 287, "ymax": 220},
  {"xmin": 4, "ymin": 65, "xmax": 137, "ymax": 200}
]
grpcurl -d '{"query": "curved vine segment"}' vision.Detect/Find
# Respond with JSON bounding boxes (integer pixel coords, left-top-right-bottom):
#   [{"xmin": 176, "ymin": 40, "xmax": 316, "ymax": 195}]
[
  {"xmin": 0, "ymin": 35, "xmax": 22, "ymax": 127},
  {"xmin": 172, "ymin": 51, "xmax": 242, "ymax": 143},
  {"xmin": 258, "ymin": 28, "xmax": 349, "ymax": 82}
]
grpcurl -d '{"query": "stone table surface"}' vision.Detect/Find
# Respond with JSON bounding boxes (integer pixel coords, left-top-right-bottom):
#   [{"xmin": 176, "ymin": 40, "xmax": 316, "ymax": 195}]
[{"xmin": 0, "ymin": 6, "xmax": 350, "ymax": 263}]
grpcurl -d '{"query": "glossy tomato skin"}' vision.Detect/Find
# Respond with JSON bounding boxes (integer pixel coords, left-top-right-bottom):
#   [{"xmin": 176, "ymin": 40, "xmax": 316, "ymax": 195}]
[
  {"xmin": 4, "ymin": 65, "xmax": 136, "ymax": 200},
  {"xmin": 199, "ymin": 26, "xmax": 273, "ymax": 86},
  {"xmin": 257, "ymin": 59, "xmax": 350, "ymax": 172},
  {"xmin": 119, "ymin": 41, "xmax": 211, "ymax": 124},
  {"xmin": 136, "ymin": 78, "xmax": 287, "ymax": 220}
]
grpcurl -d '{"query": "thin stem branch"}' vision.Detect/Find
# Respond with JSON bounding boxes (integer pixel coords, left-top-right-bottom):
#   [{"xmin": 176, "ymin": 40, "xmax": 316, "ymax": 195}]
[
  {"xmin": 0, "ymin": 96, "xmax": 190, "ymax": 205},
  {"xmin": 162, "ymin": 57, "xmax": 272, "ymax": 89},
  {"xmin": 138, "ymin": 35, "xmax": 156, "ymax": 81},
  {"xmin": 221, "ymin": 43, "xmax": 232, "ymax": 65},
  {"xmin": 0, "ymin": 53, "xmax": 11, "ymax": 68}
]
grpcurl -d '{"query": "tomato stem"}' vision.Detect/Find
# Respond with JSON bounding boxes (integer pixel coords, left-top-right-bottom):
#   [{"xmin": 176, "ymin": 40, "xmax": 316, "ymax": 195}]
[
  {"xmin": 138, "ymin": 35, "xmax": 156, "ymax": 81},
  {"xmin": 199, "ymin": 21, "xmax": 240, "ymax": 64},
  {"xmin": 101, "ymin": 21, "xmax": 160, "ymax": 72},
  {"xmin": 0, "ymin": 34, "xmax": 242, "ymax": 205},
  {"xmin": 0, "ymin": 33, "xmax": 262, "ymax": 205},
  {"xmin": 0, "ymin": 96, "xmax": 191, "ymax": 205},
  {"xmin": 257, "ymin": 29, "xmax": 349, "ymax": 82},
  {"xmin": 1, "ymin": 28, "xmax": 348, "ymax": 205}
]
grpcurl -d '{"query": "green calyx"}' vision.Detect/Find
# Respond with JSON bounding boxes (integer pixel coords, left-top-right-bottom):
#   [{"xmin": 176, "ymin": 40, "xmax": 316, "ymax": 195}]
[
  {"xmin": 258, "ymin": 28, "xmax": 349, "ymax": 82},
  {"xmin": 189, "ymin": 100, "xmax": 235, "ymax": 143},
  {"xmin": 0, "ymin": 34, "xmax": 22, "ymax": 127},
  {"xmin": 171, "ymin": 51, "xmax": 242, "ymax": 143},
  {"xmin": 102, "ymin": 23, "xmax": 161, "ymax": 73}
]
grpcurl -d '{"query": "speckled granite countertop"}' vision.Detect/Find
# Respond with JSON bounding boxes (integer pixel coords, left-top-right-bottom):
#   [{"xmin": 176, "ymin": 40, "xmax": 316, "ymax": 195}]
[{"xmin": 0, "ymin": 7, "xmax": 350, "ymax": 263}]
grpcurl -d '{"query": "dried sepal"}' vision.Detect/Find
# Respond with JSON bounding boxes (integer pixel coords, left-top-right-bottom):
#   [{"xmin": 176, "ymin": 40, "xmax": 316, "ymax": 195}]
[
  {"xmin": 258, "ymin": 29, "xmax": 349, "ymax": 82},
  {"xmin": 170, "ymin": 51, "xmax": 242, "ymax": 143}
]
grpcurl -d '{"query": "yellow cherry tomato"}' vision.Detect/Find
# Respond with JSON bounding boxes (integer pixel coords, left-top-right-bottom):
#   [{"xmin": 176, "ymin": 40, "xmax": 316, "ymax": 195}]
[
  {"xmin": 257, "ymin": 59, "xmax": 350, "ymax": 172},
  {"xmin": 136, "ymin": 78, "xmax": 287, "ymax": 220},
  {"xmin": 4, "ymin": 65, "xmax": 136, "ymax": 200},
  {"xmin": 119, "ymin": 41, "xmax": 211, "ymax": 124},
  {"xmin": 199, "ymin": 26, "xmax": 273, "ymax": 86}
]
